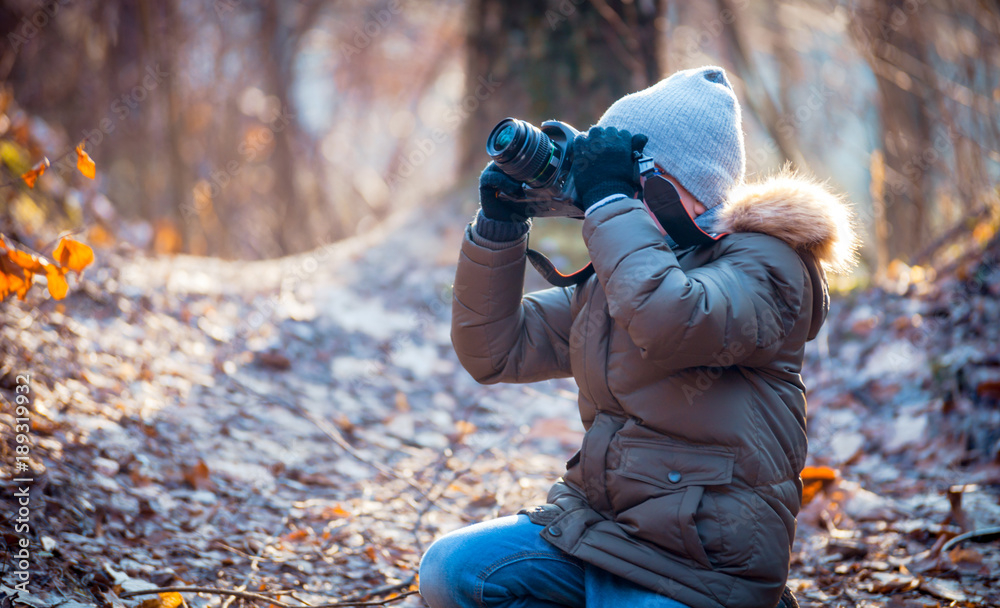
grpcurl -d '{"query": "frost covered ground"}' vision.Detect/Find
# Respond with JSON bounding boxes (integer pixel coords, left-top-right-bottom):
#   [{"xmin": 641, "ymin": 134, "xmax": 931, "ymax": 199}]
[{"xmin": 2, "ymin": 191, "xmax": 998, "ymax": 607}]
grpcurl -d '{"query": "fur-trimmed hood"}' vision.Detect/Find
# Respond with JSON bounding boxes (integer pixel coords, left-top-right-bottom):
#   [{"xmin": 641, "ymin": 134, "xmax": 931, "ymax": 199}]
[
  {"xmin": 715, "ymin": 168, "xmax": 859, "ymax": 340},
  {"xmin": 716, "ymin": 167, "xmax": 859, "ymax": 275}
]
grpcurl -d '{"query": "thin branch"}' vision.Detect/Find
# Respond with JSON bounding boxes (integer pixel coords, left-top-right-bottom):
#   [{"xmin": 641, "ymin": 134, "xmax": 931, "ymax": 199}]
[
  {"xmin": 0, "ymin": 144, "xmax": 84, "ymax": 190},
  {"xmin": 587, "ymin": 0, "xmax": 646, "ymax": 83},
  {"xmin": 118, "ymin": 587, "xmax": 419, "ymax": 608},
  {"xmin": 334, "ymin": 577, "xmax": 416, "ymax": 605},
  {"xmin": 286, "ymin": 592, "xmax": 314, "ymax": 607},
  {"xmin": 716, "ymin": 0, "xmax": 810, "ymax": 171},
  {"xmin": 228, "ymin": 375, "xmax": 458, "ymax": 516},
  {"xmin": 309, "ymin": 589, "xmax": 420, "ymax": 607},
  {"xmin": 118, "ymin": 587, "xmax": 293, "ymax": 606},
  {"xmin": 211, "ymin": 540, "xmax": 293, "ymax": 564},
  {"xmin": 230, "ymin": 376, "xmax": 405, "ymax": 482},
  {"xmin": 941, "ymin": 526, "xmax": 1000, "ymax": 553},
  {"xmin": 912, "ymin": 203, "xmax": 995, "ymax": 266}
]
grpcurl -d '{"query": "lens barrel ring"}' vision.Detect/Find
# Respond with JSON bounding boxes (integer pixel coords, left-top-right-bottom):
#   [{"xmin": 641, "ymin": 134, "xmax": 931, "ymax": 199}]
[{"xmin": 486, "ymin": 118, "xmax": 558, "ymax": 187}]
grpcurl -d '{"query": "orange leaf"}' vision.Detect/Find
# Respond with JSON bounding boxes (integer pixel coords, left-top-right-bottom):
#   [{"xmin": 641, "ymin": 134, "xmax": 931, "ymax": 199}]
[
  {"xmin": 800, "ymin": 465, "xmax": 839, "ymax": 506},
  {"xmin": 281, "ymin": 529, "xmax": 309, "ymax": 542},
  {"xmin": 801, "ymin": 480, "xmax": 823, "ymax": 506},
  {"xmin": 45, "ymin": 265, "xmax": 68, "ymax": 300},
  {"xmin": 6, "ymin": 247, "xmax": 45, "ymax": 273},
  {"xmin": 21, "ymin": 158, "xmax": 49, "ymax": 188},
  {"xmin": 801, "ymin": 466, "xmax": 839, "ymax": 482},
  {"xmin": 76, "ymin": 143, "xmax": 96, "ymax": 179},
  {"xmin": 87, "ymin": 224, "xmax": 115, "ymax": 248},
  {"xmin": 320, "ymin": 504, "xmax": 351, "ymax": 519},
  {"xmin": 153, "ymin": 218, "xmax": 183, "ymax": 254},
  {"xmin": 0, "ymin": 269, "xmax": 10, "ymax": 301},
  {"xmin": 158, "ymin": 592, "xmax": 184, "ymax": 608},
  {"xmin": 182, "ymin": 460, "xmax": 213, "ymax": 490},
  {"xmin": 452, "ymin": 419, "xmax": 477, "ymax": 444},
  {"xmin": 0, "ymin": 254, "xmax": 33, "ymax": 300},
  {"xmin": 52, "ymin": 237, "xmax": 95, "ymax": 273}
]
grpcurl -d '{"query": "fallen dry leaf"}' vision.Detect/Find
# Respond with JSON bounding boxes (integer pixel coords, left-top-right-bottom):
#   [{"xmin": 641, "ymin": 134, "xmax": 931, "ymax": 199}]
[
  {"xmin": 52, "ymin": 238, "xmax": 95, "ymax": 274},
  {"xmin": 21, "ymin": 157, "xmax": 49, "ymax": 188},
  {"xmin": 75, "ymin": 143, "xmax": 96, "ymax": 179},
  {"xmin": 182, "ymin": 460, "xmax": 213, "ymax": 490}
]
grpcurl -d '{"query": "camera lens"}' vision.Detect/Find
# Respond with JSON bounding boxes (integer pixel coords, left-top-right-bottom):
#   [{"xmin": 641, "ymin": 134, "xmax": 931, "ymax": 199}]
[
  {"xmin": 493, "ymin": 124, "xmax": 517, "ymax": 150},
  {"xmin": 486, "ymin": 118, "xmax": 557, "ymax": 188}
]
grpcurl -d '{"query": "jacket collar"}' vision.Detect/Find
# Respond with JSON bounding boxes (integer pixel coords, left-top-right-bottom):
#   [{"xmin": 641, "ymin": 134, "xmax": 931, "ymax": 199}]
[
  {"xmin": 702, "ymin": 167, "xmax": 858, "ymax": 341},
  {"xmin": 714, "ymin": 166, "xmax": 859, "ymax": 274},
  {"xmin": 662, "ymin": 204, "xmax": 724, "ymax": 251}
]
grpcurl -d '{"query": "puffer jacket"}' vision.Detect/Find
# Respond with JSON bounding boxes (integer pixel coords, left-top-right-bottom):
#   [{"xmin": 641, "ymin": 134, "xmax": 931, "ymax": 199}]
[{"xmin": 450, "ymin": 170, "xmax": 856, "ymax": 608}]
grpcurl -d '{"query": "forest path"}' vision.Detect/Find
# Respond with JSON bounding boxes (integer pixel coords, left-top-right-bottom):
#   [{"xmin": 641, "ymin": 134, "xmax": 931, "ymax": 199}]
[
  {"xmin": 2, "ymin": 190, "xmax": 583, "ymax": 607},
  {"xmin": 3, "ymin": 190, "xmax": 1000, "ymax": 607}
]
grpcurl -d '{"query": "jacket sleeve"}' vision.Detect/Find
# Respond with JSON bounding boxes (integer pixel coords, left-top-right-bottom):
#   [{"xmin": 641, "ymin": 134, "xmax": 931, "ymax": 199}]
[
  {"xmin": 583, "ymin": 198, "xmax": 807, "ymax": 369},
  {"xmin": 451, "ymin": 224, "xmax": 577, "ymax": 384}
]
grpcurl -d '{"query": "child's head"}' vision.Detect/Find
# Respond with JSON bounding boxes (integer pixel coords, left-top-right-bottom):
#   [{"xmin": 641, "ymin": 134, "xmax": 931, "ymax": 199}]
[{"xmin": 596, "ymin": 66, "xmax": 745, "ymax": 210}]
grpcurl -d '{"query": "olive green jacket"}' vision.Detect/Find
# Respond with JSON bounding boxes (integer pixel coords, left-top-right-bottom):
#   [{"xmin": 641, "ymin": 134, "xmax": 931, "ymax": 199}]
[{"xmin": 451, "ymin": 171, "xmax": 856, "ymax": 608}]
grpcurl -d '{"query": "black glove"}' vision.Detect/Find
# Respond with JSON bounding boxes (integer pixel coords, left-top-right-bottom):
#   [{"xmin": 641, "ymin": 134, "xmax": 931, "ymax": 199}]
[
  {"xmin": 479, "ymin": 162, "xmax": 526, "ymax": 222},
  {"xmin": 569, "ymin": 127, "xmax": 648, "ymax": 212}
]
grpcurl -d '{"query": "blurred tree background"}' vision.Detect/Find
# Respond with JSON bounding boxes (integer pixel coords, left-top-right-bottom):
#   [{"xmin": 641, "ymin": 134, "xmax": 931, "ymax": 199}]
[{"xmin": 1, "ymin": 0, "xmax": 998, "ymax": 279}]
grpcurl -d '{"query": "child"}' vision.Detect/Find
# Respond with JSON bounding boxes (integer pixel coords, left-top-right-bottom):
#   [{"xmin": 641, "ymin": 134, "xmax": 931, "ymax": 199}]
[{"xmin": 421, "ymin": 66, "xmax": 856, "ymax": 608}]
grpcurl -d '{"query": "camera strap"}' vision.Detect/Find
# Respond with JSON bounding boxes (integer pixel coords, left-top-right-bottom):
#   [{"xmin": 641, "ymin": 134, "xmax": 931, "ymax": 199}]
[
  {"xmin": 644, "ymin": 175, "xmax": 729, "ymax": 248},
  {"xmin": 524, "ymin": 176, "xmax": 728, "ymax": 288},
  {"xmin": 526, "ymin": 247, "xmax": 594, "ymax": 288}
]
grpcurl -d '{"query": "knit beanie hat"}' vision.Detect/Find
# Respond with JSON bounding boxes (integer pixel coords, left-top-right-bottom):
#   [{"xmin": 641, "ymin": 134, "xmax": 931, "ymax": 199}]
[{"xmin": 596, "ymin": 66, "xmax": 745, "ymax": 209}]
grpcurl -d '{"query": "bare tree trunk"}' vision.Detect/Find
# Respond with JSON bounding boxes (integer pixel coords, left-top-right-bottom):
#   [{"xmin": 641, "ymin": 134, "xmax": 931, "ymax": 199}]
[
  {"xmin": 260, "ymin": 0, "xmax": 301, "ymax": 254},
  {"xmin": 260, "ymin": 0, "xmax": 328, "ymax": 254},
  {"xmin": 848, "ymin": 0, "xmax": 933, "ymax": 262},
  {"xmin": 460, "ymin": 0, "xmax": 665, "ymax": 175},
  {"xmin": 162, "ymin": 0, "xmax": 188, "ymax": 253},
  {"xmin": 718, "ymin": 0, "xmax": 809, "ymax": 172}
]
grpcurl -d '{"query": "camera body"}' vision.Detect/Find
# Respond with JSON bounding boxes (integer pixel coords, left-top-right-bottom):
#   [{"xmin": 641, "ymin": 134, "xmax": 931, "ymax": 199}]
[
  {"xmin": 485, "ymin": 118, "xmax": 585, "ymax": 219},
  {"xmin": 484, "ymin": 117, "xmax": 721, "ymax": 286},
  {"xmin": 486, "ymin": 117, "xmax": 658, "ymax": 220}
]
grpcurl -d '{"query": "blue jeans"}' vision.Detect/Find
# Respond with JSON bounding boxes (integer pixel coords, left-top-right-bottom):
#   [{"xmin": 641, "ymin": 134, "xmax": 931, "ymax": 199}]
[{"xmin": 419, "ymin": 514, "xmax": 691, "ymax": 608}]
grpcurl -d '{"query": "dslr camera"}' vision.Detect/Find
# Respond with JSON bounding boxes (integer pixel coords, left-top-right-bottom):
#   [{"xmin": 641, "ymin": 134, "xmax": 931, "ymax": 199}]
[
  {"xmin": 484, "ymin": 117, "xmax": 723, "ymax": 288},
  {"xmin": 486, "ymin": 117, "xmax": 657, "ymax": 219}
]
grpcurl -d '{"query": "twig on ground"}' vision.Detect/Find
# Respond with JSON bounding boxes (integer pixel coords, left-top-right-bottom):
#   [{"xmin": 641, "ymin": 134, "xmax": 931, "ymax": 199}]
[
  {"xmin": 286, "ymin": 592, "xmax": 314, "ymax": 606},
  {"xmin": 219, "ymin": 515, "xmax": 293, "ymax": 608},
  {"xmin": 212, "ymin": 540, "xmax": 291, "ymax": 564},
  {"xmin": 335, "ymin": 577, "xmax": 416, "ymax": 604},
  {"xmin": 118, "ymin": 587, "xmax": 419, "ymax": 608},
  {"xmin": 941, "ymin": 526, "xmax": 1000, "ymax": 552},
  {"xmin": 229, "ymin": 375, "xmax": 454, "ymax": 513},
  {"xmin": 119, "ymin": 587, "xmax": 292, "ymax": 606}
]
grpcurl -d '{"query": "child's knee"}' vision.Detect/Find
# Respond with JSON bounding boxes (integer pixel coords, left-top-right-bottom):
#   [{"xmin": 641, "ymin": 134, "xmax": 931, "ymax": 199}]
[{"xmin": 418, "ymin": 534, "xmax": 468, "ymax": 608}]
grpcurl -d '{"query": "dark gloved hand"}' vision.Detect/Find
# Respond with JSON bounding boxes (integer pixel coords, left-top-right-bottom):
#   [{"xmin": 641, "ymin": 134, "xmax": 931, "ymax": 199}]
[
  {"xmin": 479, "ymin": 162, "xmax": 526, "ymax": 222},
  {"xmin": 569, "ymin": 127, "xmax": 648, "ymax": 212}
]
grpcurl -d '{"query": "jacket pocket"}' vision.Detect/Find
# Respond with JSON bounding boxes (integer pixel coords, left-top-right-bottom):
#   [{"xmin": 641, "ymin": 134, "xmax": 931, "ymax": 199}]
[{"xmin": 607, "ymin": 433, "xmax": 735, "ymax": 569}]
